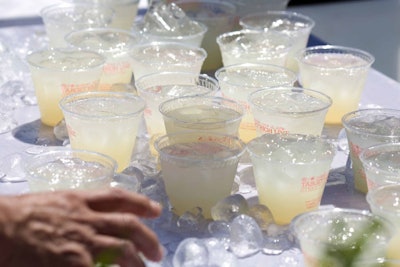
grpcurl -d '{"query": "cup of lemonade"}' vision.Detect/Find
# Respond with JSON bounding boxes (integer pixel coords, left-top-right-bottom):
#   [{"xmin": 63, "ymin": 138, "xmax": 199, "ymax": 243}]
[
  {"xmin": 247, "ymin": 133, "xmax": 335, "ymax": 225},
  {"xmin": 59, "ymin": 91, "xmax": 145, "ymax": 172},
  {"xmin": 27, "ymin": 48, "xmax": 106, "ymax": 127},
  {"xmin": 155, "ymin": 132, "xmax": 245, "ymax": 218}
]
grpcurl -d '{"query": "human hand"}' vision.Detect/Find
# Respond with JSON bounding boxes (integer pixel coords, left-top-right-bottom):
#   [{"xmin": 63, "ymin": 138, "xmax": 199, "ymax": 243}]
[{"xmin": 0, "ymin": 188, "xmax": 163, "ymax": 267}]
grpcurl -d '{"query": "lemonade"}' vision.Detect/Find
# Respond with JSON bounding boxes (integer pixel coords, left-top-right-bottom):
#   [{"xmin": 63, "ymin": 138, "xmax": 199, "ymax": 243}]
[
  {"xmin": 65, "ymin": 28, "xmax": 140, "ymax": 90},
  {"xmin": 25, "ymin": 149, "xmax": 116, "ymax": 192},
  {"xmin": 297, "ymin": 46, "xmax": 374, "ymax": 125},
  {"xmin": 129, "ymin": 42, "xmax": 207, "ymax": 80},
  {"xmin": 249, "ymin": 87, "xmax": 332, "ymax": 137},
  {"xmin": 159, "ymin": 96, "xmax": 243, "ymax": 136},
  {"xmin": 27, "ymin": 49, "xmax": 105, "ymax": 126},
  {"xmin": 155, "ymin": 133, "xmax": 245, "ymax": 218},
  {"xmin": 342, "ymin": 109, "xmax": 400, "ymax": 193},
  {"xmin": 239, "ymin": 11, "xmax": 315, "ymax": 72},
  {"xmin": 216, "ymin": 30, "xmax": 292, "ymax": 67},
  {"xmin": 247, "ymin": 134, "xmax": 335, "ymax": 225},
  {"xmin": 215, "ymin": 63, "xmax": 297, "ymax": 142},
  {"xmin": 60, "ymin": 92, "xmax": 145, "ymax": 172}
]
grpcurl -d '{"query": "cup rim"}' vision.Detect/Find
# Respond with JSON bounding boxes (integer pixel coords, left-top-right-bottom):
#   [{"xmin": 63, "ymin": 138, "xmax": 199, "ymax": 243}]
[
  {"xmin": 159, "ymin": 95, "xmax": 245, "ymax": 126},
  {"xmin": 215, "ymin": 62, "xmax": 298, "ymax": 88},
  {"xmin": 248, "ymin": 86, "xmax": 333, "ymax": 115},
  {"xmin": 342, "ymin": 108, "xmax": 400, "ymax": 138},
  {"xmin": 24, "ymin": 147, "xmax": 118, "ymax": 180},
  {"xmin": 26, "ymin": 48, "xmax": 106, "ymax": 72},
  {"xmin": 154, "ymin": 132, "xmax": 246, "ymax": 163},
  {"xmin": 59, "ymin": 91, "xmax": 146, "ymax": 119},
  {"xmin": 247, "ymin": 133, "xmax": 335, "ymax": 163},
  {"xmin": 296, "ymin": 44, "xmax": 375, "ymax": 69},
  {"xmin": 239, "ymin": 10, "xmax": 315, "ymax": 31},
  {"xmin": 40, "ymin": 3, "xmax": 115, "ymax": 21},
  {"xmin": 366, "ymin": 184, "xmax": 400, "ymax": 214},
  {"xmin": 129, "ymin": 41, "xmax": 207, "ymax": 61}
]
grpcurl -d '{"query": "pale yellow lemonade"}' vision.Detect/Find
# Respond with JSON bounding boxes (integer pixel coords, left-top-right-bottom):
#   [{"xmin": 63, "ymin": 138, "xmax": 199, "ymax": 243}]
[
  {"xmin": 217, "ymin": 30, "xmax": 292, "ymax": 67},
  {"xmin": 27, "ymin": 49, "xmax": 105, "ymax": 126},
  {"xmin": 215, "ymin": 64, "xmax": 297, "ymax": 142},
  {"xmin": 366, "ymin": 185, "xmax": 400, "ymax": 265},
  {"xmin": 129, "ymin": 43, "xmax": 207, "ymax": 80},
  {"xmin": 65, "ymin": 28, "xmax": 140, "ymax": 91},
  {"xmin": 104, "ymin": 0, "xmax": 139, "ymax": 30},
  {"xmin": 25, "ymin": 149, "xmax": 116, "ymax": 192},
  {"xmin": 239, "ymin": 11, "xmax": 315, "ymax": 72},
  {"xmin": 159, "ymin": 96, "xmax": 244, "ymax": 136},
  {"xmin": 248, "ymin": 134, "xmax": 335, "ymax": 225},
  {"xmin": 249, "ymin": 87, "xmax": 332, "ymax": 137},
  {"xmin": 60, "ymin": 92, "xmax": 145, "ymax": 172},
  {"xmin": 156, "ymin": 133, "xmax": 245, "ymax": 218},
  {"xmin": 342, "ymin": 109, "xmax": 400, "ymax": 193},
  {"xmin": 298, "ymin": 52, "xmax": 372, "ymax": 125}
]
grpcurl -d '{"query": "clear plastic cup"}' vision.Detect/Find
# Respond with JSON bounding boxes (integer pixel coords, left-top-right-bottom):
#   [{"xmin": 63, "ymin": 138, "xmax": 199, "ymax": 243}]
[
  {"xmin": 26, "ymin": 48, "xmax": 106, "ymax": 127},
  {"xmin": 63, "ymin": 0, "xmax": 140, "ymax": 30},
  {"xmin": 24, "ymin": 148, "xmax": 117, "ymax": 192},
  {"xmin": 249, "ymin": 87, "xmax": 332, "ymax": 137},
  {"xmin": 247, "ymin": 133, "xmax": 335, "ymax": 225},
  {"xmin": 159, "ymin": 95, "xmax": 244, "ymax": 136},
  {"xmin": 134, "ymin": 72, "xmax": 219, "ymax": 146},
  {"xmin": 366, "ymin": 184, "xmax": 400, "ymax": 263},
  {"xmin": 360, "ymin": 143, "xmax": 400, "ymax": 190},
  {"xmin": 342, "ymin": 108, "xmax": 400, "ymax": 193},
  {"xmin": 297, "ymin": 45, "xmax": 375, "ymax": 125},
  {"xmin": 59, "ymin": 91, "xmax": 145, "ymax": 172},
  {"xmin": 40, "ymin": 3, "xmax": 114, "ymax": 48},
  {"xmin": 129, "ymin": 42, "xmax": 207, "ymax": 80},
  {"xmin": 290, "ymin": 207, "xmax": 395, "ymax": 267},
  {"xmin": 217, "ymin": 30, "xmax": 292, "ymax": 67},
  {"xmin": 65, "ymin": 28, "xmax": 140, "ymax": 91},
  {"xmin": 239, "ymin": 11, "xmax": 315, "ymax": 72},
  {"xmin": 215, "ymin": 63, "xmax": 297, "ymax": 142},
  {"xmin": 155, "ymin": 132, "xmax": 245, "ymax": 218},
  {"xmin": 175, "ymin": 0, "xmax": 237, "ymax": 72}
]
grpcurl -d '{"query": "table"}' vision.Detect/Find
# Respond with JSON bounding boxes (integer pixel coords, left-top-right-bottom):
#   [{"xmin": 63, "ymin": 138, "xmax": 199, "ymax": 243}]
[{"xmin": 1, "ymin": 22, "xmax": 400, "ymax": 266}]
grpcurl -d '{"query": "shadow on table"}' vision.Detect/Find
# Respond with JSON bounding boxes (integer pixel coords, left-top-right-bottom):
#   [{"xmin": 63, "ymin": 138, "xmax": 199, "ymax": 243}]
[{"xmin": 12, "ymin": 119, "xmax": 64, "ymax": 146}]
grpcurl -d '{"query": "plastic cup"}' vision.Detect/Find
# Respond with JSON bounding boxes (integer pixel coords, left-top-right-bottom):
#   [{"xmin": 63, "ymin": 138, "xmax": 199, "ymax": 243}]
[
  {"xmin": 63, "ymin": 0, "xmax": 140, "ymax": 30},
  {"xmin": 290, "ymin": 207, "xmax": 395, "ymax": 267},
  {"xmin": 155, "ymin": 132, "xmax": 245, "ymax": 218},
  {"xmin": 232, "ymin": 0, "xmax": 289, "ymax": 19},
  {"xmin": 134, "ymin": 72, "xmax": 219, "ymax": 148},
  {"xmin": 297, "ymin": 45, "xmax": 375, "ymax": 125},
  {"xmin": 367, "ymin": 184, "xmax": 400, "ymax": 263},
  {"xmin": 40, "ymin": 3, "xmax": 114, "ymax": 48},
  {"xmin": 26, "ymin": 48, "xmax": 106, "ymax": 127},
  {"xmin": 59, "ymin": 91, "xmax": 145, "ymax": 172},
  {"xmin": 342, "ymin": 108, "xmax": 400, "ymax": 193},
  {"xmin": 129, "ymin": 42, "xmax": 207, "ymax": 80},
  {"xmin": 247, "ymin": 133, "xmax": 335, "ymax": 225},
  {"xmin": 134, "ymin": 19, "xmax": 207, "ymax": 48},
  {"xmin": 360, "ymin": 143, "xmax": 400, "ymax": 190},
  {"xmin": 159, "ymin": 95, "xmax": 244, "ymax": 136},
  {"xmin": 175, "ymin": 0, "xmax": 237, "ymax": 72},
  {"xmin": 216, "ymin": 30, "xmax": 292, "ymax": 67},
  {"xmin": 65, "ymin": 28, "xmax": 140, "ymax": 91},
  {"xmin": 239, "ymin": 11, "xmax": 315, "ymax": 72},
  {"xmin": 248, "ymin": 87, "xmax": 332, "ymax": 137},
  {"xmin": 24, "ymin": 148, "xmax": 117, "ymax": 192},
  {"xmin": 215, "ymin": 63, "xmax": 297, "ymax": 142}
]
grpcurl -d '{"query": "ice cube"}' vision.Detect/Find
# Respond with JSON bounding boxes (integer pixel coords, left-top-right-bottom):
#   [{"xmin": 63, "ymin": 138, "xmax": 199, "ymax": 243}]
[
  {"xmin": 173, "ymin": 238, "xmax": 209, "ymax": 267},
  {"xmin": 229, "ymin": 214, "xmax": 263, "ymax": 258},
  {"xmin": 211, "ymin": 194, "xmax": 249, "ymax": 221}
]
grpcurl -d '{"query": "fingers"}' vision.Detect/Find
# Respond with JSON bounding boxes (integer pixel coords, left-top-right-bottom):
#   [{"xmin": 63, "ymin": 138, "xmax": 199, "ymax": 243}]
[
  {"xmin": 83, "ymin": 212, "xmax": 163, "ymax": 262},
  {"xmin": 83, "ymin": 188, "xmax": 162, "ymax": 218}
]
